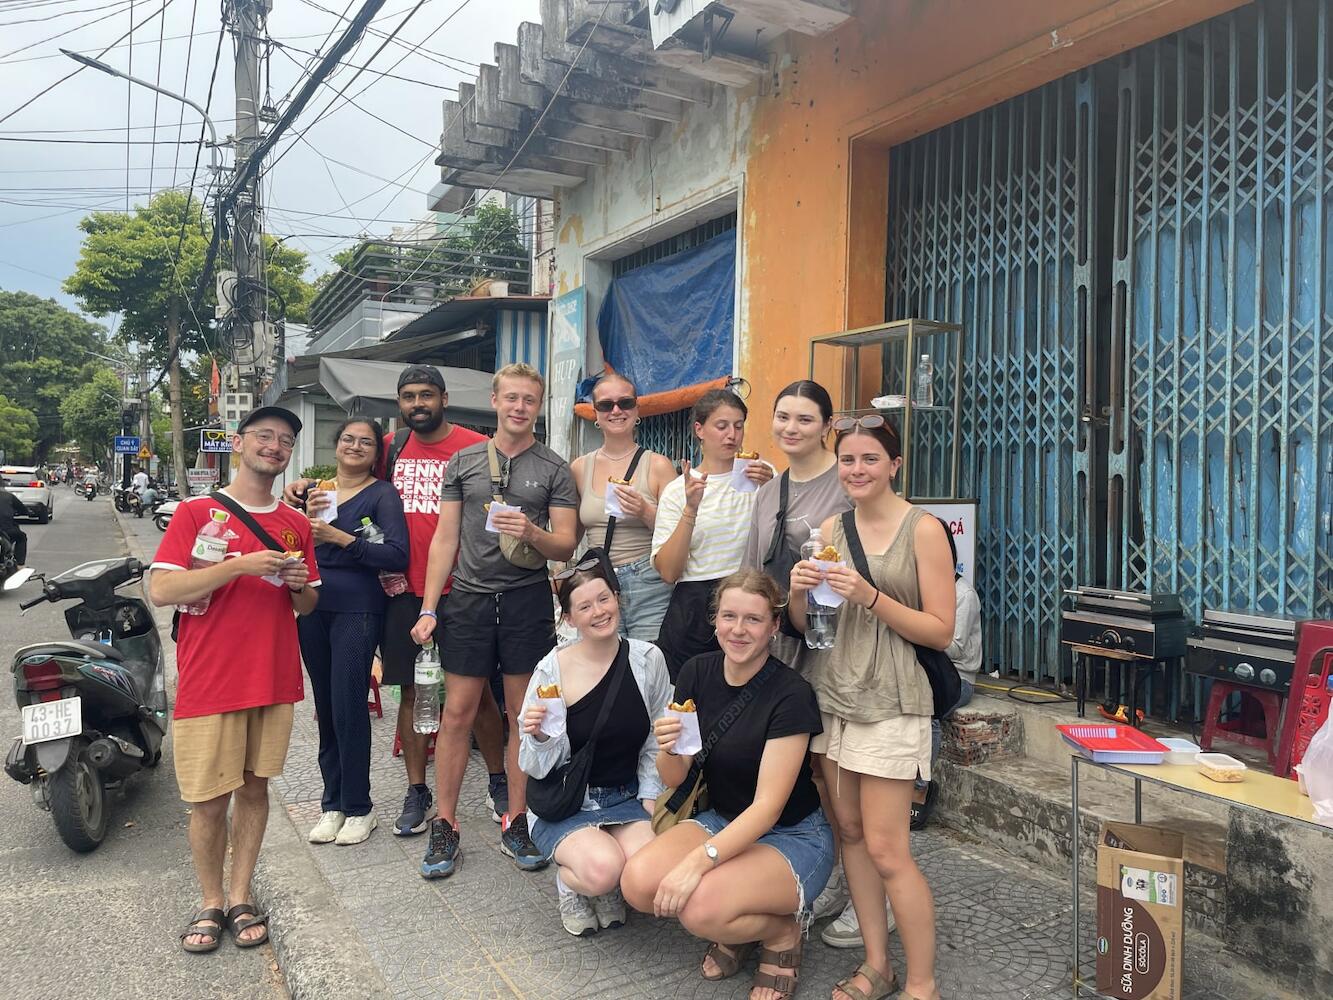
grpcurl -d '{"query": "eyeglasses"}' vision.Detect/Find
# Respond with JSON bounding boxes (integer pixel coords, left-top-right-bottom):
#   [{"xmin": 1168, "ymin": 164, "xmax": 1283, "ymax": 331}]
[
  {"xmin": 592, "ymin": 396, "xmax": 638, "ymax": 413},
  {"xmin": 554, "ymin": 553, "xmax": 606, "ymax": 581},
  {"xmin": 338, "ymin": 434, "xmax": 378, "ymax": 449},
  {"xmin": 242, "ymin": 428, "xmax": 296, "ymax": 450},
  {"xmin": 831, "ymin": 414, "xmax": 887, "ymax": 433}
]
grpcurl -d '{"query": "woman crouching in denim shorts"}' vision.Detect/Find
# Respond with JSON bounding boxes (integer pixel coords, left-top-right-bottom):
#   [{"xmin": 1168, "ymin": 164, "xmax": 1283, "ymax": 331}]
[
  {"xmin": 621, "ymin": 570, "xmax": 833, "ymax": 1000},
  {"xmin": 518, "ymin": 551, "xmax": 671, "ymax": 936}
]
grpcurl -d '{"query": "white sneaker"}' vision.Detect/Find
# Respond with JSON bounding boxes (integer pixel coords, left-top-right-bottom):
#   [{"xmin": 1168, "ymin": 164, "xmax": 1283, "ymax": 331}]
[
  {"xmin": 557, "ymin": 884, "xmax": 599, "ymax": 937},
  {"xmin": 308, "ymin": 811, "xmax": 345, "ymax": 844},
  {"xmin": 335, "ymin": 812, "xmax": 378, "ymax": 845},
  {"xmin": 590, "ymin": 887, "xmax": 627, "ymax": 930},
  {"xmin": 820, "ymin": 899, "xmax": 897, "ymax": 948},
  {"xmin": 811, "ymin": 866, "xmax": 848, "ymax": 921}
]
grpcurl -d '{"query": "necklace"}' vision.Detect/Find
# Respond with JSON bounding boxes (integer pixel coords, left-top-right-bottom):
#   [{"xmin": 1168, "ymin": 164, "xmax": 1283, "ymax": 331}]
[{"xmin": 598, "ymin": 445, "xmax": 637, "ymax": 462}]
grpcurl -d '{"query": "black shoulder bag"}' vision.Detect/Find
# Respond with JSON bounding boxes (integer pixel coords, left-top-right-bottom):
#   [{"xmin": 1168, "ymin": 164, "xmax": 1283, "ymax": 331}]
[
  {"xmin": 600, "ymin": 446, "xmax": 645, "ymax": 555},
  {"xmin": 527, "ymin": 639, "xmax": 631, "ymax": 823},
  {"xmin": 762, "ymin": 472, "xmax": 804, "ymax": 638},
  {"xmin": 169, "ymin": 491, "xmax": 289, "ymax": 641},
  {"xmin": 384, "ymin": 427, "xmax": 412, "ymax": 480},
  {"xmin": 839, "ymin": 510, "xmax": 961, "ymax": 719}
]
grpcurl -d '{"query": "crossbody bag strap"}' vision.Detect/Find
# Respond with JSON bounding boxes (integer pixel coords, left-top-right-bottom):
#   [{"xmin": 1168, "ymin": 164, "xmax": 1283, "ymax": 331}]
[
  {"xmin": 840, "ymin": 509, "xmax": 872, "ymax": 579},
  {"xmin": 486, "ymin": 440, "xmax": 507, "ymax": 504},
  {"xmin": 601, "ymin": 446, "xmax": 645, "ymax": 556},
  {"xmin": 762, "ymin": 471, "xmax": 791, "ymax": 567},
  {"xmin": 584, "ymin": 639, "xmax": 631, "ymax": 749},
  {"xmin": 384, "ymin": 428, "xmax": 411, "ymax": 480},
  {"xmin": 210, "ymin": 491, "xmax": 286, "ymax": 552}
]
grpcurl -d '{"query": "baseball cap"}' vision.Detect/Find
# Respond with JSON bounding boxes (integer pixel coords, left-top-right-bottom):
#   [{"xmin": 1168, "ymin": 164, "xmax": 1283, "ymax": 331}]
[
  {"xmin": 397, "ymin": 364, "xmax": 447, "ymax": 393},
  {"xmin": 236, "ymin": 405, "xmax": 303, "ymax": 436}
]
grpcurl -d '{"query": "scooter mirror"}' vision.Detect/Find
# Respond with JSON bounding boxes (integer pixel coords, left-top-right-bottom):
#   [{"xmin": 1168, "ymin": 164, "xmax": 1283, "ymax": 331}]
[{"xmin": 4, "ymin": 567, "xmax": 35, "ymax": 591}]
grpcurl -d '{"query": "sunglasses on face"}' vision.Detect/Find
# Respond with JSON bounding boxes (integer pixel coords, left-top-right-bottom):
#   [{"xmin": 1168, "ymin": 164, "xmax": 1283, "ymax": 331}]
[
  {"xmin": 831, "ymin": 414, "xmax": 887, "ymax": 433},
  {"xmin": 554, "ymin": 553, "xmax": 606, "ymax": 581},
  {"xmin": 593, "ymin": 396, "xmax": 638, "ymax": 413}
]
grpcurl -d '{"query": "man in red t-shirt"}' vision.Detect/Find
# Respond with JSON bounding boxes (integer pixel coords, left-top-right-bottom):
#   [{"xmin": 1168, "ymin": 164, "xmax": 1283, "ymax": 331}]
[
  {"xmin": 285, "ymin": 365, "xmax": 507, "ymax": 839},
  {"xmin": 150, "ymin": 406, "xmax": 320, "ymax": 954}
]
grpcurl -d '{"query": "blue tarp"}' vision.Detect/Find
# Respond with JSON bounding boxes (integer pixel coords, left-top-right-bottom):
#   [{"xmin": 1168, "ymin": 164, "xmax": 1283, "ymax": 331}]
[{"xmin": 595, "ymin": 228, "xmax": 735, "ymax": 397}]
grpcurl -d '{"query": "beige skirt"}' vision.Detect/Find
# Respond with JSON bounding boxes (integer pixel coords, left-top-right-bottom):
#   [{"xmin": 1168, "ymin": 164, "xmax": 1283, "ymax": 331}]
[{"xmin": 810, "ymin": 711, "xmax": 932, "ymax": 781}]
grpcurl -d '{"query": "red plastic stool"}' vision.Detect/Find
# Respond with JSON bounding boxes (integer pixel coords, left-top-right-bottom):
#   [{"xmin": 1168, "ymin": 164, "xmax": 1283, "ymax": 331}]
[
  {"xmin": 1199, "ymin": 681, "xmax": 1283, "ymax": 767},
  {"xmin": 368, "ymin": 676, "xmax": 382, "ymax": 719},
  {"xmin": 392, "ymin": 728, "xmax": 437, "ymax": 760}
]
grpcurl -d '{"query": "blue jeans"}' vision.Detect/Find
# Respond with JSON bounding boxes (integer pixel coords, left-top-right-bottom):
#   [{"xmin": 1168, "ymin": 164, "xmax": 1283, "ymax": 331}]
[
  {"xmin": 919, "ymin": 676, "xmax": 975, "ymax": 790},
  {"xmin": 615, "ymin": 556, "xmax": 673, "ymax": 642},
  {"xmin": 689, "ymin": 807, "xmax": 835, "ymax": 916}
]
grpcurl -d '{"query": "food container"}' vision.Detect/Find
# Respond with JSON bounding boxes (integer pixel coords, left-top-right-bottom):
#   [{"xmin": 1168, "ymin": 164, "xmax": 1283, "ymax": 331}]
[
  {"xmin": 1196, "ymin": 752, "xmax": 1247, "ymax": 782},
  {"xmin": 1057, "ymin": 724, "xmax": 1168, "ymax": 764},
  {"xmin": 1158, "ymin": 737, "xmax": 1201, "ymax": 765}
]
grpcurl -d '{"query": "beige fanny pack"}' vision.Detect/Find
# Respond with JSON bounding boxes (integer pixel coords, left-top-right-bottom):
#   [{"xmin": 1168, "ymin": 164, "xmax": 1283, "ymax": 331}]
[{"xmin": 487, "ymin": 440, "xmax": 547, "ymax": 570}]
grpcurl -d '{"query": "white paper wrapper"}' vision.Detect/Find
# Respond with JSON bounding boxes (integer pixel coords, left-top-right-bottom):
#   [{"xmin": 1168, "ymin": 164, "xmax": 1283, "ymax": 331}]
[
  {"xmin": 262, "ymin": 555, "xmax": 303, "ymax": 588},
  {"xmin": 668, "ymin": 708, "xmax": 703, "ymax": 756},
  {"xmin": 810, "ymin": 559, "xmax": 847, "ymax": 608},
  {"xmin": 538, "ymin": 696, "xmax": 566, "ymax": 739},
  {"xmin": 485, "ymin": 501, "xmax": 521, "ymax": 533},
  {"xmin": 314, "ymin": 490, "xmax": 339, "ymax": 523},
  {"xmin": 731, "ymin": 458, "xmax": 758, "ymax": 493},
  {"xmin": 604, "ymin": 481, "xmax": 626, "ymax": 518}
]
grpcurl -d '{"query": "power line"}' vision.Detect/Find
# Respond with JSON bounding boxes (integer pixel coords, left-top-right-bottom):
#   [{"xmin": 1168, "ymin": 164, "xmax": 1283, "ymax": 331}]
[
  {"xmin": 0, "ymin": 0, "xmax": 133, "ymax": 28},
  {"xmin": 293, "ymin": 0, "xmax": 479, "ymax": 73},
  {"xmin": 125, "ymin": 0, "xmax": 135, "ymax": 213},
  {"xmin": 271, "ymin": 37, "xmax": 456, "ymax": 90},
  {"xmin": 0, "ymin": 0, "xmax": 140, "ymax": 59},
  {"xmin": 168, "ymin": 0, "xmax": 199, "ymax": 187}
]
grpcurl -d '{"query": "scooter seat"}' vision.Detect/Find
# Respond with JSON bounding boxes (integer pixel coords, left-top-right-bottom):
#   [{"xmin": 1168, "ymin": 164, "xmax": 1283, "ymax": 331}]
[{"xmin": 15, "ymin": 640, "xmax": 125, "ymax": 662}]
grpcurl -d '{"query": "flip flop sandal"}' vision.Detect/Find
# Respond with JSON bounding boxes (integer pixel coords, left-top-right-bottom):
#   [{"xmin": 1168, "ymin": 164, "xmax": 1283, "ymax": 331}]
[
  {"xmin": 700, "ymin": 940, "xmax": 757, "ymax": 981},
  {"xmin": 225, "ymin": 902, "xmax": 270, "ymax": 948},
  {"xmin": 834, "ymin": 961, "xmax": 899, "ymax": 1000},
  {"xmin": 179, "ymin": 907, "xmax": 225, "ymax": 954},
  {"xmin": 751, "ymin": 938, "xmax": 803, "ymax": 1000}
]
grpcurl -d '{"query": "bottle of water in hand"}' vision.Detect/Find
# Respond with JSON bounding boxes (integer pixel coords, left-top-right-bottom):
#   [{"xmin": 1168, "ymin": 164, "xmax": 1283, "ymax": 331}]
[
  {"xmin": 800, "ymin": 527, "xmax": 837, "ymax": 651},
  {"xmin": 359, "ymin": 517, "xmax": 409, "ymax": 596},
  {"xmin": 179, "ymin": 508, "xmax": 232, "ymax": 616},
  {"xmin": 413, "ymin": 641, "xmax": 443, "ymax": 734}
]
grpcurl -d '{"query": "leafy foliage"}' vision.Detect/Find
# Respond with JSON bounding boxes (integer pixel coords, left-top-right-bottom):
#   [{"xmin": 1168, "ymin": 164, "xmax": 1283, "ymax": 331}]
[
  {"xmin": 59, "ymin": 368, "xmax": 123, "ymax": 465},
  {"xmin": 0, "ymin": 393, "xmax": 39, "ymax": 462},
  {"xmin": 299, "ymin": 464, "xmax": 336, "ymax": 482}
]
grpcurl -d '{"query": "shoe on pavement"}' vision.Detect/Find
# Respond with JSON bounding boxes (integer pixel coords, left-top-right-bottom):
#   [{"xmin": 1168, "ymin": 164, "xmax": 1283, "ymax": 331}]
[
  {"xmin": 486, "ymin": 772, "xmax": 509, "ymax": 824},
  {"xmin": 591, "ymin": 887, "xmax": 627, "ymax": 930},
  {"xmin": 335, "ymin": 812, "xmax": 378, "ymax": 845},
  {"xmin": 811, "ymin": 865, "xmax": 848, "ymax": 921},
  {"xmin": 395, "ymin": 785, "xmax": 433, "ymax": 837},
  {"xmin": 821, "ymin": 899, "xmax": 897, "ymax": 948},
  {"xmin": 421, "ymin": 817, "xmax": 461, "ymax": 879},
  {"xmin": 499, "ymin": 812, "xmax": 548, "ymax": 871},
  {"xmin": 308, "ymin": 811, "xmax": 345, "ymax": 844},
  {"xmin": 557, "ymin": 883, "xmax": 599, "ymax": 937}
]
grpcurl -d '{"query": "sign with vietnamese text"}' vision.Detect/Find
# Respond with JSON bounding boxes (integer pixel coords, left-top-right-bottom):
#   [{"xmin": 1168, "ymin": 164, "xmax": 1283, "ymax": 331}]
[
  {"xmin": 186, "ymin": 468, "xmax": 219, "ymax": 495},
  {"xmin": 113, "ymin": 436, "xmax": 141, "ymax": 455},
  {"xmin": 916, "ymin": 500, "xmax": 977, "ymax": 585},
  {"xmin": 547, "ymin": 287, "xmax": 585, "ymax": 461},
  {"xmin": 200, "ymin": 429, "xmax": 232, "ymax": 453}
]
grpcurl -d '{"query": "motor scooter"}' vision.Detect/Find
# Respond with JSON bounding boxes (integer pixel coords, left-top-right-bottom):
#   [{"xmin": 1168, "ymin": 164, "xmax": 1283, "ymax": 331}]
[
  {"xmin": 3, "ymin": 558, "xmax": 168, "ymax": 852},
  {"xmin": 112, "ymin": 485, "xmax": 130, "ymax": 513},
  {"xmin": 126, "ymin": 490, "xmax": 144, "ymax": 518},
  {"xmin": 0, "ymin": 533, "xmax": 19, "ymax": 586},
  {"xmin": 152, "ymin": 497, "xmax": 180, "ymax": 532}
]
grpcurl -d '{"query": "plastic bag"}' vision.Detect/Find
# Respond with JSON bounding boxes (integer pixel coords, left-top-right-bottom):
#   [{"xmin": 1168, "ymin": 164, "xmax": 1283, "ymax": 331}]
[{"xmin": 1301, "ymin": 714, "xmax": 1333, "ymax": 826}]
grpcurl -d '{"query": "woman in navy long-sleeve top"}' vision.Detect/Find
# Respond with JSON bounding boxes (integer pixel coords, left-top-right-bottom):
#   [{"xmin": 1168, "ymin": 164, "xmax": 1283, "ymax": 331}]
[{"xmin": 297, "ymin": 416, "xmax": 409, "ymax": 846}]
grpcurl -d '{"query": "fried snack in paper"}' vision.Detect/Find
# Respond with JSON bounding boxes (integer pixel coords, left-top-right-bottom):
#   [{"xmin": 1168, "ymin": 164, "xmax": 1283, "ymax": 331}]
[
  {"xmin": 317, "ymin": 479, "xmax": 336, "ymax": 491},
  {"xmin": 536, "ymin": 683, "xmax": 561, "ymax": 699},
  {"xmin": 668, "ymin": 698, "xmax": 696, "ymax": 713},
  {"xmin": 285, "ymin": 549, "xmax": 303, "ymax": 561},
  {"xmin": 736, "ymin": 450, "xmax": 760, "ymax": 460},
  {"xmin": 607, "ymin": 475, "xmax": 632, "ymax": 486},
  {"xmin": 815, "ymin": 545, "xmax": 840, "ymax": 562}
]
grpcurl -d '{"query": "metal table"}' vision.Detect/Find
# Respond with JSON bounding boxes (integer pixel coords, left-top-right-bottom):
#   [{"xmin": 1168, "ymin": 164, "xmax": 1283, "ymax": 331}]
[{"xmin": 1069, "ymin": 755, "xmax": 1327, "ymax": 998}]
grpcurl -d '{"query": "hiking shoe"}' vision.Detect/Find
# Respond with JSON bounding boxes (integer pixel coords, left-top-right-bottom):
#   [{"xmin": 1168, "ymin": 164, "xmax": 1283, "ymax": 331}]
[
  {"xmin": 395, "ymin": 785, "xmax": 433, "ymax": 837},
  {"xmin": 591, "ymin": 887, "xmax": 627, "ymax": 930},
  {"xmin": 486, "ymin": 772, "xmax": 509, "ymax": 824},
  {"xmin": 308, "ymin": 811, "xmax": 345, "ymax": 844},
  {"xmin": 811, "ymin": 865, "xmax": 847, "ymax": 921},
  {"xmin": 910, "ymin": 780, "xmax": 938, "ymax": 831},
  {"xmin": 557, "ymin": 884, "xmax": 599, "ymax": 937},
  {"xmin": 420, "ymin": 818, "xmax": 460, "ymax": 879},
  {"xmin": 821, "ymin": 899, "xmax": 896, "ymax": 948},
  {"xmin": 335, "ymin": 813, "xmax": 378, "ymax": 846},
  {"xmin": 499, "ymin": 812, "xmax": 547, "ymax": 871}
]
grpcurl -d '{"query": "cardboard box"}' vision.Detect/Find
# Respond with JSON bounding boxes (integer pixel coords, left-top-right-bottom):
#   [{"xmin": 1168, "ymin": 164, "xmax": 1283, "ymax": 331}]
[{"xmin": 1096, "ymin": 822, "xmax": 1185, "ymax": 1000}]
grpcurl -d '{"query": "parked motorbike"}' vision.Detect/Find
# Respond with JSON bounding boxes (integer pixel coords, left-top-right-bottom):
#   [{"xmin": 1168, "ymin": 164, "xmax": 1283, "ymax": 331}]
[
  {"xmin": 152, "ymin": 497, "xmax": 179, "ymax": 532},
  {"xmin": 0, "ymin": 534, "xmax": 19, "ymax": 587},
  {"xmin": 126, "ymin": 491, "xmax": 144, "ymax": 518},
  {"xmin": 112, "ymin": 485, "xmax": 131, "ymax": 513},
  {"xmin": 3, "ymin": 558, "xmax": 167, "ymax": 852}
]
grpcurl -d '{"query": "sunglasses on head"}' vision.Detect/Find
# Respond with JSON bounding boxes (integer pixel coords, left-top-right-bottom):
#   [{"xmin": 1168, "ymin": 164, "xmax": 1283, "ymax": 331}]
[
  {"xmin": 593, "ymin": 396, "xmax": 638, "ymax": 413},
  {"xmin": 831, "ymin": 414, "xmax": 887, "ymax": 432},
  {"xmin": 554, "ymin": 553, "xmax": 606, "ymax": 581}
]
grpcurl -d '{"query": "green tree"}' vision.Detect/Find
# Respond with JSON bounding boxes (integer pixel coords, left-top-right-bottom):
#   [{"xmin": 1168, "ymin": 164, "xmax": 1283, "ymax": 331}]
[
  {"xmin": 0, "ymin": 291, "xmax": 106, "ymax": 461},
  {"xmin": 59, "ymin": 368, "xmax": 122, "ymax": 468},
  {"xmin": 0, "ymin": 393, "xmax": 39, "ymax": 462},
  {"xmin": 457, "ymin": 202, "xmax": 526, "ymax": 262}
]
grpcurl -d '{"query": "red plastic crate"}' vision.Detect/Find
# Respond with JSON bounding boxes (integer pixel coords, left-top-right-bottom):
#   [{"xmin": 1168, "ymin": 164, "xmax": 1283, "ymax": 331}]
[{"xmin": 1058, "ymin": 723, "xmax": 1168, "ymax": 764}]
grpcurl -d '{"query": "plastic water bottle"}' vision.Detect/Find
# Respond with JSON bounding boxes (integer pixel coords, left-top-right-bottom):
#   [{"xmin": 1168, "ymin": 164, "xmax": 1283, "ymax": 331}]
[
  {"xmin": 359, "ymin": 517, "xmax": 409, "ymax": 596},
  {"xmin": 914, "ymin": 354, "xmax": 935, "ymax": 408},
  {"xmin": 179, "ymin": 508, "xmax": 232, "ymax": 616},
  {"xmin": 413, "ymin": 641, "xmax": 443, "ymax": 734},
  {"xmin": 800, "ymin": 527, "xmax": 837, "ymax": 651}
]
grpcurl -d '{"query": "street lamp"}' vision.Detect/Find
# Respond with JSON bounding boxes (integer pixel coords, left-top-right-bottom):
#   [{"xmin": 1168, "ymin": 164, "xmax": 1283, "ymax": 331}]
[{"xmin": 60, "ymin": 48, "xmax": 221, "ymax": 175}]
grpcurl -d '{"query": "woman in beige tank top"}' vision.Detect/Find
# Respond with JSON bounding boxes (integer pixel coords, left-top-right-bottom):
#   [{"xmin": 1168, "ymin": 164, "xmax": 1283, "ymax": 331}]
[
  {"xmin": 789, "ymin": 417, "xmax": 954, "ymax": 1000},
  {"xmin": 570, "ymin": 373, "xmax": 677, "ymax": 640}
]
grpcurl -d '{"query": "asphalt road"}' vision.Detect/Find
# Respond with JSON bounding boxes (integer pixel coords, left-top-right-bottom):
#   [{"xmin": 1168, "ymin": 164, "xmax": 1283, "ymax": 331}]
[{"xmin": 0, "ymin": 487, "xmax": 285, "ymax": 1000}]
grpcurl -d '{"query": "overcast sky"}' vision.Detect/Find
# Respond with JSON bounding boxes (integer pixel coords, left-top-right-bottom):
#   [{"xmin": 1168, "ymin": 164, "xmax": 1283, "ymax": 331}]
[{"xmin": 0, "ymin": 0, "xmax": 542, "ymax": 315}]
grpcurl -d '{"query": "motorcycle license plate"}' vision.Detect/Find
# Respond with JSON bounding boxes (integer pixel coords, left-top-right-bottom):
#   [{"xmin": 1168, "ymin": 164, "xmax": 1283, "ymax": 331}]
[{"xmin": 21, "ymin": 696, "xmax": 82, "ymax": 746}]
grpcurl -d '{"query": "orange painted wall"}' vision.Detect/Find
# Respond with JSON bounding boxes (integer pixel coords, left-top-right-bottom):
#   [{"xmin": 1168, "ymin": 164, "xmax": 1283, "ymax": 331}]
[{"xmin": 739, "ymin": 0, "xmax": 1246, "ymax": 416}]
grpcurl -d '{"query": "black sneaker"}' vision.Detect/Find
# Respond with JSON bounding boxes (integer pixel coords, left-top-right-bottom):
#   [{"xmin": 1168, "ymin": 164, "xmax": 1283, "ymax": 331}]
[
  {"xmin": 394, "ymin": 784, "xmax": 433, "ymax": 837},
  {"xmin": 909, "ymin": 779, "xmax": 938, "ymax": 831},
  {"xmin": 499, "ymin": 812, "xmax": 547, "ymax": 871},
  {"xmin": 486, "ymin": 772, "xmax": 509, "ymax": 824},
  {"xmin": 420, "ymin": 817, "xmax": 460, "ymax": 879}
]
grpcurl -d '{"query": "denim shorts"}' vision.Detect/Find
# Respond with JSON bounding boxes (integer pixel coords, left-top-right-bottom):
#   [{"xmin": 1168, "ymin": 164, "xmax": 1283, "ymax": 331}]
[
  {"xmin": 688, "ymin": 807, "xmax": 835, "ymax": 917},
  {"xmin": 615, "ymin": 557, "xmax": 673, "ymax": 642},
  {"xmin": 529, "ymin": 781, "xmax": 652, "ymax": 861}
]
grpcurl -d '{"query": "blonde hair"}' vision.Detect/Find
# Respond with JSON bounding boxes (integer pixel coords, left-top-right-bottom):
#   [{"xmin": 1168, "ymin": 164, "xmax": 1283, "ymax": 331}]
[
  {"xmin": 492, "ymin": 362, "xmax": 545, "ymax": 394},
  {"xmin": 711, "ymin": 569, "xmax": 787, "ymax": 621}
]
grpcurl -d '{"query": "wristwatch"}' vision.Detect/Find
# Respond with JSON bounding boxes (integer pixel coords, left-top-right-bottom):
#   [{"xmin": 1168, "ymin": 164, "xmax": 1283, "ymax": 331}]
[{"xmin": 703, "ymin": 841, "xmax": 719, "ymax": 867}]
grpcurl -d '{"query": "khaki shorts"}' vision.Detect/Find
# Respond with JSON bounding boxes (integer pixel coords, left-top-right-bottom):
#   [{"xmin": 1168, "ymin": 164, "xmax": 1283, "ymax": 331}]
[
  {"xmin": 173, "ymin": 703, "xmax": 295, "ymax": 803},
  {"xmin": 810, "ymin": 711, "xmax": 932, "ymax": 781}
]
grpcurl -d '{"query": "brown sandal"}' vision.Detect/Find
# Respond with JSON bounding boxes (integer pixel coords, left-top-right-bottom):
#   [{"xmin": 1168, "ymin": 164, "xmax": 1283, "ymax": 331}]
[
  {"xmin": 834, "ymin": 961, "xmax": 899, "ymax": 1000},
  {"xmin": 751, "ymin": 936, "xmax": 803, "ymax": 999},
  {"xmin": 701, "ymin": 940, "xmax": 757, "ymax": 981},
  {"xmin": 179, "ymin": 907, "xmax": 225, "ymax": 954}
]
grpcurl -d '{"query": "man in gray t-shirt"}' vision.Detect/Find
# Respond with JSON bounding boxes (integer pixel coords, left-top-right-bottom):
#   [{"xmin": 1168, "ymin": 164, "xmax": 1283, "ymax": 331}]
[{"xmin": 410, "ymin": 363, "xmax": 578, "ymax": 878}]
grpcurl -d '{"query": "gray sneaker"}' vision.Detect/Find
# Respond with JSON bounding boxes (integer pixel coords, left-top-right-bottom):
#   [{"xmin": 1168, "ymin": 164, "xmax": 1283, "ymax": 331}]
[
  {"xmin": 811, "ymin": 866, "xmax": 847, "ymax": 921},
  {"xmin": 557, "ymin": 886, "xmax": 599, "ymax": 937},
  {"xmin": 820, "ymin": 898, "xmax": 897, "ymax": 948},
  {"xmin": 590, "ymin": 887, "xmax": 627, "ymax": 930}
]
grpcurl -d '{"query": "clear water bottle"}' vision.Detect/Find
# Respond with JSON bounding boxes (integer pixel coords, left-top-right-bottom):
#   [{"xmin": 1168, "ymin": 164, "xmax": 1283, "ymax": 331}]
[
  {"xmin": 914, "ymin": 354, "xmax": 935, "ymax": 408},
  {"xmin": 179, "ymin": 508, "xmax": 232, "ymax": 616},
  {"xmin": 413, "ymin": 641, "xmax": 443, "ymax": 734},
  {"xmin": 359, "ymin": 517, "xmax": 409, "ymax": 596},
  {"xmin": 800, "ymin": 527, "xmax": 837, "ymax": 651}
]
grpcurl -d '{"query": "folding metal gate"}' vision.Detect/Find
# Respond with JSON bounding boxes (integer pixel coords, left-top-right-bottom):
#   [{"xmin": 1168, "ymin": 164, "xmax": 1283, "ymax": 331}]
[{"xmin": 886, "ymin": 0, "xmax": 1333, "ymax": 685}]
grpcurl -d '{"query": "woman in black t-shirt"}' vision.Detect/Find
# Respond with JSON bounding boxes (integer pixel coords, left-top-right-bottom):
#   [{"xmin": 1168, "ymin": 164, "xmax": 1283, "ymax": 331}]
[{"xmin": 621, "ymin": 570, "xmax": 833, "ymax": 1000}]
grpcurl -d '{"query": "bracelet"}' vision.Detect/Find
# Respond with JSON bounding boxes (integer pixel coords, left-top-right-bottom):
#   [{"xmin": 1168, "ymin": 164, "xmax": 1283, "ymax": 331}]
[
  {"xmin": 418, "ymin": 609, "xmax": 438, "ymax": 620},
  {"xmin": 866, "ymin": 590, "xmax": 881, "ymax": 611}
]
